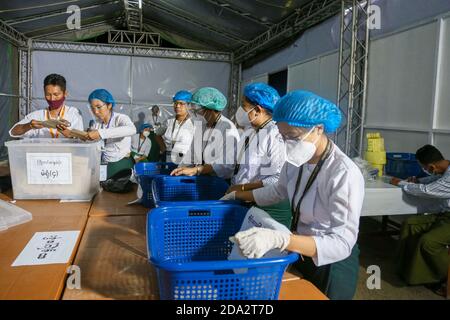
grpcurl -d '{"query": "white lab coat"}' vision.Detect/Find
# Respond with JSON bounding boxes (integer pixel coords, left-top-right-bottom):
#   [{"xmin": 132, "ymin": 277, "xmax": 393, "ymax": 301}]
[
  {"xmin": 212, "ymin": 120, "xmax": 286, "ymax": 186},
  {"xmin": 161, "ymin": 117, "xmax": 195, "ymax": 164},
  {"xmin": 9, "ymin": 105, "xmax": 84, "ymax": 138},
  {"xmin": 253, "ymin": 142, "xmax": 365, "ymax": 266},
  {"xmin": 130, "ymin": 134, "xmax": 152, "ymax": 158},
  {"xmin": 92, "ymin": 112, "xmax": 136, "ymax": 163},
  {"xmin": 181, "ymin": 115, "xmax": 240, "ymax": 166}
]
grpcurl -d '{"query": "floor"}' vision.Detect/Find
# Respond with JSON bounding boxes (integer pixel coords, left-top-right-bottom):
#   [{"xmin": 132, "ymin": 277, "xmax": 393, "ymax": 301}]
[{"xmin": 354, "ymin": 217, "xmax": 446, "ymax": 300}]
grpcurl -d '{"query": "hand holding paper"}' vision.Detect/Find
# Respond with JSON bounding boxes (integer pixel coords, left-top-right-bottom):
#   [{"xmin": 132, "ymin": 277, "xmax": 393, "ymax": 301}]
[
  {"xmin": 220, "ymin": 191, "xmax": 236, "ymax": 201},
  {"xmin": 233, "ymin": 227, "xmax": 291, "ymax": 259}
]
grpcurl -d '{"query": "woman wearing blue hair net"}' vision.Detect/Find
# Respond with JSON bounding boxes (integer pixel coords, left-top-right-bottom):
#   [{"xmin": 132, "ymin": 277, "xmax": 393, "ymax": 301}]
[
  {"xmin": 130, "ymin": 123, "xmax": 153, "ymax": 163},
  {"xmin": 229, "ymin": 90, "xmax": 365, "ymax": 300},
  {"xmin": 155, "ymin": 90, "xmax": 195, "ymax": 164},
  {"xmin": 87, "ymin": 89, "xmax": 136, "ymax": 181}
]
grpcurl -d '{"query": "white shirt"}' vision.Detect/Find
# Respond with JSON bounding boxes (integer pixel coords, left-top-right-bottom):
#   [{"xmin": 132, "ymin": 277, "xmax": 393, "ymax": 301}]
[
  {"xmin": 131, "ymin": 134, "xmax": 152, "ymax": 157},
  {"xmin": 92, "ymin": 112, "xmax": 136, "ymax": 163},
  {"xmin": 151, "ymin": 111, "xmax": 170, "ymax": 136},
  {"xmin": 212, "ymin": 120, "xmax": 286, "ymax": 186},
  {"xmin": 162, "ymin": 117, "xmax": 195, "ymax": 164},
  {"xmin": 253, "ymin": 143, "xmax": 365, "ymax": 266},
  {"xmin": 181, "ymin": 115, "xmax": 240, "ymax": 166},
  {"xmin": 9, "ymin": 105, "xmax": 84, "ymax": 138}
]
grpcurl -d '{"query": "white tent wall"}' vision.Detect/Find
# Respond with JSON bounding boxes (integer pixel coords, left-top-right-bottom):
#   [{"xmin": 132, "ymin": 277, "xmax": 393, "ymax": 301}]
[
  {"xmin": 0, "ymin": 37, "xmax": 19, "ymax": 160},
  {"xmin": 242, "ymin": 0, "xmax": 450, "ymax": 158},
  {"xmin": 30, "ymin": 49, "xmax": 231, "ymax": 129}
]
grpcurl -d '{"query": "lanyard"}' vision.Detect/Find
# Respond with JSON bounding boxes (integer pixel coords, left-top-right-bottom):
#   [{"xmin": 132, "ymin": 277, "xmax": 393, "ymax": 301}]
[
  {"xmin": 101, "ymin": 112, "xmax": 114, "ymax": 129},
  {"xmin": 290, "ymin": 138, "xmax": 333, "ymax": 232},
  {"xmin": 170, "ymin": 116, "xmax": 188, "ymax": 148},
  {"xmin": 233, "ymin": 118, "xmax": 272, "ymax": 176},
  {"xmin": 202, "ymin": 114, "xmax": 222, "ymax": 164},
  {"xmin": 137, "ymin": 137, "xmax": 146, "ymax": 154},
  {"xmin": 100, "ymin": 112, "xmax": 114, "ymax": 163},
  {"xmin": 45, "ymin": 106, "xmax": 66, "ymax": 138}
]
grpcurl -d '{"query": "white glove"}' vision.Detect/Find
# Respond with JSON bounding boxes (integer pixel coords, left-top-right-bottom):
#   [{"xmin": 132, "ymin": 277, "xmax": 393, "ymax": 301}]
[
  {"xmin": 231, "ymin": 227, "xmax": 291, "ymax": 259},
  {"xmin": 219, "ymin": 191, "xmax": 236, "ymax": 201}
]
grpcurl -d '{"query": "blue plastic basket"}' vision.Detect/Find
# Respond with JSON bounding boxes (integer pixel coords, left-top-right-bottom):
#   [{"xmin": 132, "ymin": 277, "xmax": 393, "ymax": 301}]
[
  {"xmin": 151, "ymin": 175, "xmax": 231, "ymax": 207},
  {"xmin": 147, "ymin": 204, "xmax": 299, "ymax": 300},
  {"xmin": 134, "ymin": 162, "xmax": 178, "ymax": 207},
  {"xmin": 385, "ymin": 153, "xmax": 425, "ymax": 179}
]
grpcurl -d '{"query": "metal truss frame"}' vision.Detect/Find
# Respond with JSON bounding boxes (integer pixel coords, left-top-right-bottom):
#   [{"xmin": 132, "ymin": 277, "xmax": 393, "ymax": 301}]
[
  {"xmin": 335, "ymin": 0, "xmax": 371, "ymax": 158},
  {"xmin": 108, "ymin": 29, "xmax": 160, "ymax": 47},
  {"xmin": 228, "ymin": 58, "xmax": 242, "ymax": 118},
  {"xmin": 0, "ymin": 19, "xmax": 28, "ymax": 47},
  {"xmin": 123, "ymin": 0, "xmax": 143, "ymax": 31},
  {"xmin": 233, "ymin": 0, "xmax": 342, "ymax": 63},
  {"xmin": 31, "ymin": 40, "xmax": 232, "ymax": 61}
]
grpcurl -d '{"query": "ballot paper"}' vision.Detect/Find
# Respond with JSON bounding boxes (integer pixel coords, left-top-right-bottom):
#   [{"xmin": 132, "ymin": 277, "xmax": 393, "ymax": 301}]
[{"xmin": 12, "ymin": 231, "xmax": 80, "ymax": 267}]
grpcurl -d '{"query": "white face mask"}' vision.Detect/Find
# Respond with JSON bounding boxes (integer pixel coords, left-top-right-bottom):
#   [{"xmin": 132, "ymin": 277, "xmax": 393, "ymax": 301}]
[
  {"xmin": 142, "ymin": 131, "xmax": 150, "ymax": 137},
  {"xmin": 422, "ymin": 167, "xmax": 433, "ymax": 176},
  {"xmin": 285, "ymin": 127, "xmax": 320, "ymax": 167},
  {"xmin": 235, "ymin": 106, "xmax": 255, "ymax": 128}
]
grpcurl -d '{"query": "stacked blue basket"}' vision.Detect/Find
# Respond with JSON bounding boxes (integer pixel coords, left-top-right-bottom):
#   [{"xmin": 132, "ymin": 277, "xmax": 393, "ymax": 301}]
[
  {"xmin": 385, "ymin": 153, "xmax": 426, "ymax": 179},
  {"xmin": 147, "ymin": 204, "xmax": 299, "ymax": 300},
  {"xmin": 151, "ymin": 175, "xmax": 232, "ymax": 207},
  {"xmin": 134, "ymin": 162, "xmax": 178, "ymax": 207}
]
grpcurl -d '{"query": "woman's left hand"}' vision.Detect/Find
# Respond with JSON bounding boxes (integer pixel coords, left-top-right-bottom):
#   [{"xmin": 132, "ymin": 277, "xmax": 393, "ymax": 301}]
[
  {"xmin": 226, "ymin": 184, "xmax": 243, "ymax": 194},
  {"xmin": 87, "ymin": 130, "xmax": 101, "ymax": 141}
]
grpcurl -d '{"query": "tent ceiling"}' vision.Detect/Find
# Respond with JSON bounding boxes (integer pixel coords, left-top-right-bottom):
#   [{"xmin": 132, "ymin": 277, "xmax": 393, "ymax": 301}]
[{"xmin": 0, "ymin": 0, "xmax": 335, "ymax": 58}]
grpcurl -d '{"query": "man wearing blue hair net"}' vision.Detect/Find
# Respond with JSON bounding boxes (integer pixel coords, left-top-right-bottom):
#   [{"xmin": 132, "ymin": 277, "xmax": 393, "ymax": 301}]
[{"xmin": 228, "ymin": 90, "xmax": 365, "ymax": 300}]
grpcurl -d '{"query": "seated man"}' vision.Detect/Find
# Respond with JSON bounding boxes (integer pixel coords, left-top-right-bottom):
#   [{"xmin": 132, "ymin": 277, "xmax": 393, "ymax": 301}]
[
  {"xmin": 9, "ymin": 73, "xmax": 83, "ymax": 138},
  {"xmin": 390, "ymin": 145, "xmax": 450, "ymax": 295}
]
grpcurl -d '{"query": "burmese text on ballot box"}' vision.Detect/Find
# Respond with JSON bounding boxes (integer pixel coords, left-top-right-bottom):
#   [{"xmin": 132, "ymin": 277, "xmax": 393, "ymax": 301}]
[{"xmin": 6, "ymin": 139, "xmax": 101, "ymax": 200}]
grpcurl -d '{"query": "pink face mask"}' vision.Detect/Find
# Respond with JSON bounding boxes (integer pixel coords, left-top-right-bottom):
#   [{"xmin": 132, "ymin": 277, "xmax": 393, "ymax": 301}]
[{"xmin": 46, "ymin": 97, "xmax": 65, "ymax": 110}]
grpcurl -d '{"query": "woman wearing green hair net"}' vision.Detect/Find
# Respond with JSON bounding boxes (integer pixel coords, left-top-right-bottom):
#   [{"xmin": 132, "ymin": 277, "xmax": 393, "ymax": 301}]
[
  {"xmin": 177, "ymin": 87, "xmax": 240, "ymax": 166},
  {"xmin": 229, "ymin": 90, "xmax": 365, "ymax": 300}
]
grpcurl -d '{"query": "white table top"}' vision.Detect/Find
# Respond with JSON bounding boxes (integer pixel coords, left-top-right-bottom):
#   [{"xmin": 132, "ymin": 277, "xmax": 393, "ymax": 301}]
[{"xmin": 362, "ymin": 178, "xmax": 442, "ymax": 217}]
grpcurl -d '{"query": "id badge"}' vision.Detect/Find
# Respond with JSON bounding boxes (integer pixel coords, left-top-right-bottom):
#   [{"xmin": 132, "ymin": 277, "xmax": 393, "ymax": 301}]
[{"xmin": 100, "ymin": 164, "xmax": 107, "ymax": 182}]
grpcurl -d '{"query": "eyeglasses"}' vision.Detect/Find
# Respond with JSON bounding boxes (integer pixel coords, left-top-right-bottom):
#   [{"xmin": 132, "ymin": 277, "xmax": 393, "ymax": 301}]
[{"xmin": 91, "ymin": 103, "xmax": 107, "ymax": 110}]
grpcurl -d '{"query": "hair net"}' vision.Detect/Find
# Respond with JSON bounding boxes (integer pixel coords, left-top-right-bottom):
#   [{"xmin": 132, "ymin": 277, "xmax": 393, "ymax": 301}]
[
  {"xmin": 88, "ymin": 89, "xmax": 116, "ymax": 107},
  {"xmin": 139, "ymin": 123, "xmax": 152, "ymax": 133},
  {"xmin": 273, "ymin": 90, "xmax": 342, "ymax": 133},
  {"xmin": 173, "ymin": 90, "xmax": 192, "ymax": 103},
  {"xmin": 191, "ymin": 87, "xmax": 227, "ymax": 111},
  {"xmin": 244, "ymin": 83, "xmax": 280, "ymax": 112}
]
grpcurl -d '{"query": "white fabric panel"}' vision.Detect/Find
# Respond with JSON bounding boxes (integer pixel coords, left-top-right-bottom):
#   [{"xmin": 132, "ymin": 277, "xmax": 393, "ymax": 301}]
[
  {"xmin": 318, "ymin": 53, "xmax": 339, "ymax": 103},
  {"xmin": 435, "ymin": 17, "xmax": 450, "ymax": 130},
  {"xmin": 434, "ymin": 134, "xmax": 450, "ymax": 159},
  {"xmin": 32, "ymin": 51, "xmax": 131, "ymax": 102},
  {"xmin": 132, "ymin": 57, "xmax": 230, "ymax": 104},
  {"xmin": 288, "ymin": 59, "xmax": 319, "ymax": 93},
  {"xmin": 365, "ymin": 22, "xmax": 438, "ymax": 129},
  {"xmin": 363, "ymin": 129, "xmax": 429, "ymax": 153}
]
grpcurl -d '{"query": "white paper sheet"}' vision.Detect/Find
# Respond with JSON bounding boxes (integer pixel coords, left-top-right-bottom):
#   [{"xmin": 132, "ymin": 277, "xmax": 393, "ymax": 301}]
[
  {"xmin": 12, "ymin": 231, "xmax": 80, "ymax": 267},
  {"xmin": 26, "ymin": 153, "xmax": 73, "ymax": 185}
]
